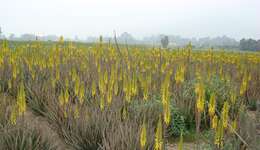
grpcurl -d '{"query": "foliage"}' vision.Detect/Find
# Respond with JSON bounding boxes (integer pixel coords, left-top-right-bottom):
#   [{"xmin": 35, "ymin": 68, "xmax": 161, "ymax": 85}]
[
  {"xmin": 0, "ymin": 39, "xmax": 259, "ymax": 149},
  {"xmin": 0, "ymin": 126, "xmax": 57, "ymax": 150},
  {"xmin": 161, "ymin": 36, "xmax": 169, "ymax": 48},
  {"xmin": 240, "ymin": 38, "xmax": 260, "ymax": 51},
  {"xmin": 168, "ymin": 106, "xmax": 187, "ymax": 137}
]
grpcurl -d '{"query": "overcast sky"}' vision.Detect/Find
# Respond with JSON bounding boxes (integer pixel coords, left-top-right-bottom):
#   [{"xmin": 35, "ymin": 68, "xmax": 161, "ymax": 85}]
[{"xmin": 0, "ymin": 0, "xmax": 259, "ymax": 40}]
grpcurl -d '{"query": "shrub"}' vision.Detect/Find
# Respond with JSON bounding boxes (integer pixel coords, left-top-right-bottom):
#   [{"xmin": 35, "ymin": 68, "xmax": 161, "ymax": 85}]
[{"xmin": 0, "ymin": 126, "xmax": 57, "ymax": 150}]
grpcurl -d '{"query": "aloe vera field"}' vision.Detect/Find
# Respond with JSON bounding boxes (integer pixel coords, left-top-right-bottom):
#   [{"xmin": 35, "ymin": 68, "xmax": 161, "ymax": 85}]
[{"xmin": 0, "ymin": 38, "xmax": 259, "ymax": 150}]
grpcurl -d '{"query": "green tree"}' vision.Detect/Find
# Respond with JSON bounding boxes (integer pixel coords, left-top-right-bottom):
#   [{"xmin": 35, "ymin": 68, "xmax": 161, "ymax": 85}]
[
  {"xmin": 239, "ymin": 38, "xmax": 259, "ymax": 51},
  {"xmin": 161, "ymin": 36, "xmax": 169, "ymax": 49}
]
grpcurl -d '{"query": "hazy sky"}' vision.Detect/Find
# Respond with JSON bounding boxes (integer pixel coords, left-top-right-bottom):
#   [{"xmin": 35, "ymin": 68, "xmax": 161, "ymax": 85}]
[{"xmin": 0, "ymin": 0, "xmax": 259, "ymax": 39}]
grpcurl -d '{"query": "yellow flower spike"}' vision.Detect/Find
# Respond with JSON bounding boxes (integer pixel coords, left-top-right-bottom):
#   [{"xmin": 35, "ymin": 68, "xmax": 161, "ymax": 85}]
[
  {"xmin": 91, "ymin": 81, "xmax": 96, "ymax": 97},
  {"xmin": 8, "ymin": 79, "xmax": 12, "ymax": 90},
  {"xmin": 208, "ymin": 93, "xmax": 216, "ymax": 117},
  {"xmin": 31, "ymin": 69, "xmax": 36, "ymax": 80},
  {"xmin": 100, "ymin": 94, "xmax": 105, "ymax": 111},
  {"xmin": 17, "ymin": 82, "xmax": 26, "ymax": 115},
  {"xmin": 131, "ymin": 75, "xmax": 138, "ymax": 96},
  {"xmin": 211, "ymin": 115, "xmax": 218, "ymax": 129},
  {"xmin": 123, "ymin": 76, "xmax": 128, "ymax": 93},
  {"xmin": 221, "ymin": 101, "xmax": 230, "ymax": 129},
  {"xmin": 104, "ymin": 70, "xmax": 108, "ymax": 85},
  {"xmin": 240, "ymin": 73, "xmax": 248, "ymax": 96},
  {"xmin": 107, "ymin": 90, "xmax": 112, "ymax": 105},
  {"xmin": 74, "ymin": 75, "xmax": 80, "ymax": 96},
  {"xmin": 114, "ymin": 81, "xmax": 118, "ymax": 95},
  {"xmin": 143, "ymin": 88, "xmax": 148, "ymax": 101},
  {"xmin": 154, "ymin": 117, "xmax": 163, "ymax": 150},
  {"xmin": 79, "ymin": 84, "xmax": 85, "ymax": 104},
  {"xmin": 71, "ymin": 68, "xmax": 77, "ymax": 82},
  {"xmin": 175, "ymin": 64, "xmax": 185, "ymax": 84},
  {"xmin": 161, "ymin": 88, "xmax": 165, "ymax": 104},
  {"xmin": 59, "ymin": 90, "xmax": 65, "ymax": 106},
  {"xmin": 215, "ymin": 119, "xmax": 224, "ymax": 149},
  {"xmin": 64, "ymin": 88, "xmax": 69, "ymax": 104},
  {"xmin": 161, "ymin": 72, "xmax": 171, "ymax": 106},
  {"xmin": 51, "ymin": 77, "xmax": 56, "ymax": 88},
  {"xmin": 229, "ymin": 119, "xmax": 237, "ymax": 133},
  {"xmin": 64, "ymin": 110, "xmax": 68, "ymax": 118},
  {"xmin": 98, "ymin": 74, "xmax": 105, "ymax": 94},
  {"xmin": 12, "ymin": 63, "xmax": 17, "ymax": 80},
  {"xmin": 10, "ymin": 107, "xmax": 17, "ymax": 125},
  {"xmin": 195, "ymin": 82, "xmax": 205, "ymax": 113},
  {"xmin": 163, "ymin": 102, "xmax": 171, "ymax": 126},
  {"xmin": 55, "ymin": 69, "xmax": 60, "ymax": 81},
  {"xmin": 140, "ymin": 121, "xmax": 147, "ymax": 149},
  {"xmin": 125, "ymin": 91, "xmax": 131, "ymax": 103}
]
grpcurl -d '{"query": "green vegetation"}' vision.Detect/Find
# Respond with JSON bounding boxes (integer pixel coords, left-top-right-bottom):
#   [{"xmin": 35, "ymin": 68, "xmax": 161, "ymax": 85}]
[{"xmin": 0, "ymin": 39, "xmax": 259, "ymax": 149}]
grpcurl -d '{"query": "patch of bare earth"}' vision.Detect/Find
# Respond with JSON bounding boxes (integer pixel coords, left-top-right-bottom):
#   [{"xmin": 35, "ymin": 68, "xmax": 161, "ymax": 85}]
[{"xmin": 166, "ymin": 143, "xmax": 197, "ymax": 150}]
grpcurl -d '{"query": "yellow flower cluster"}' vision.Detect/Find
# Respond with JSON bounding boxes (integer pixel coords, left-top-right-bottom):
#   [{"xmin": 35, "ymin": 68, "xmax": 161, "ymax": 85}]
[
  {"xmin": 195, "ymin": 81, "xmax": 205, "ymax": 113},
  {"xmin": 221, "ymin": 101, "xmax": 230, "ymax": 129},
  {"xmin": 175, "ymin": 64, "xmax": 185, "ymax": 84},
  {"xmin": 161, "ymin": 71, "xmax": 172, "ymax": 125},
  {"xmin": 0, "ymin": 39, "xmax": 260, "ymax": 149},
  {"xmin": 215, "ymin": 119, "xmax": 224, "ymax": 148},
  {"xmin": 17, "ymin": 82, "xmax": 26, "ymax": 115},
  {"xmin": 140, "ymin": 121, "xmax": 147, "ymax": 149},
  {"xmin": 208, "ymin": 93, "xmax": 216, "ymax": 117},
  {"xmin": 154, "ymin": 117, "xmax": 163, "ymax": 150},
  {"xmin": 240, "ymin": 72, "xmax": 251, "ymax": 95}
]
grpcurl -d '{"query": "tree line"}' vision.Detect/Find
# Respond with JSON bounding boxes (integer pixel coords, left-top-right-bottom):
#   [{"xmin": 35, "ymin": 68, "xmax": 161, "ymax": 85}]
[{"xmin": 240, "ymin": 38, "xmax": 260, "ymax": 51}]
